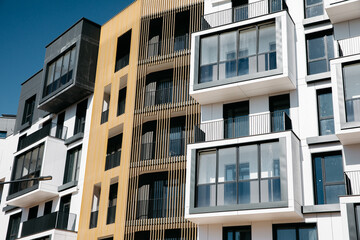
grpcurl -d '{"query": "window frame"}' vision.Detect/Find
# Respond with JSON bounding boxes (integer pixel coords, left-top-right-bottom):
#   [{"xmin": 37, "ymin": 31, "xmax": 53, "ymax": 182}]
[
  {"xmin": 304, "ymin": 0, "xmax": 324, "ymax": 19},
  {"xmin": 273, "ymin": 223, "xmax": 318, "ymax": 240},
  {"xmin": 223, "ymin": 225, "xmax": 251, "ymax": 240},
  {"xmin": 316, "ymin": 88, "xmax": 335, "ymax": 136},
  {"xmin": 22, "ymin": 95, "xmax": 36, "ymax": 125},
  {"xmin": 63, "ymin": 145, "xmax": 82, "ymax": 184}
]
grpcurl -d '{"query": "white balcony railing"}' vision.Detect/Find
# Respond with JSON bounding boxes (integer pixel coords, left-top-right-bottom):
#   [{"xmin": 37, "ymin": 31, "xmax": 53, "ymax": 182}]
[{"xmin": 339, "ymin": 36, "xmax": 360, "ymax": 57}]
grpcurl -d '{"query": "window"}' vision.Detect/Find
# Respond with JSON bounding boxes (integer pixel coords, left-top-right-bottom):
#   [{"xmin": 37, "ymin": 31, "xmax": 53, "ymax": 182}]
[
  {"xmin": 223, "ymin": 226, "xmax": 251, "ymax": 240},
  {"xmin": 343, "ymin": 62, "xmax": 360, "ymax": 122},
  {"xmin": 90, "ymin": 184, "xmax": 101, "ymax": 229},
  {"xmin": 196, "ymin": 141, "xmax": 281, "ymax": 208},
  {"xmin": 270, "ymin": 94, "xmax": 290, "ymax": 132},
  {"xmin": 273, "ymin": 223, "xmax": 317, "ymax": 240},
  {"xmin": 199, "ymin": 22, "xmax": 276, "ymax": 83},
  {"xmin": 44, "ymin": 201, "xmax": 52, "ymax": 215},
  {"xmin": 105, "ymin": 134, "xmax": 122, "ymax": 170},
  {"xmin": 22, "ymin": 95, "xmax": 36, "ymax": 125},
  {"xmin": 135, "ymin": 231, "xmax": 150, "ymax": 240},
  {"xmin": 115, "ymin": 30, "xmax": 131, "ymax": 72},
  {"xmin": 6, "ymin": 212, "xmax": 21, "ymax": 240},
  {"xmin": 144, "ymin": 70, "xmax": 173, "ymax": 107},
  {"xmin": 141, "ymin": 121, "xmax": 156, "ymax": 160},
  {"xmin": 28, "ymin": 205, "xmax": 38, "ymax": 220},
  {"xmin": 117, "ymin": 87, "xmax": 127, "ymax": 116},
  {"xmin": 313, "ymin": 152, "xmax": 345, "ymax": 204},
  {"xmin": 55, "ymin": 112, "xmax": 65, "ymax": 139},
  {"xmin": 107, "ymin": 182, "xmax": 118, "ymax": 224},
  {"xmin": 223, "ymin": 101, "xmax": 249, "ymax": 138},
  {"xmin": 305, "ymin": 0, "xmax": 323, "ymax": 18},
  {"xmin": 317, "ymin": 89, "xmax": 334, "ymax": 135},
  {"xmin": 174, "ymin": 11, "xmax": 190, "ymax": 51},
  {"xmin": 148, "ymin": 17, "xmax": 163, "ymax": 57},
  {"xmin": 169, "ymin": 117, "xmax": 185, "ymax": 157},
  {"xmin": 63, "ymin": 146, "xmax": 82, "ymax": 184},
  {"xmin": 44, "ymin": 47, "xmax": 76, "ymax": 97},
  {"xmin": 9, "ymin": 144, "xmax": 44, "ymax": 195},
  {"xmin": 0, "ymin": 131, "xmax": 7, "ymax": 138},
  {"xmin": 137, "ymin": 172, "xmax": 168, "ymax": 219},
  {"xmin": 165, "ymin": 229, "xmax": 182, "ymax": 240},
  {"xmin": 306, "ymin": 32, "xmax": 334, "ymax": 75},
  {"xmin": 74, "ymin": 99, "xmax": 87, "ymax": 134},
  {"xmin": 101, "ymin": 85, "xmax": 111, "ymax": 124}
]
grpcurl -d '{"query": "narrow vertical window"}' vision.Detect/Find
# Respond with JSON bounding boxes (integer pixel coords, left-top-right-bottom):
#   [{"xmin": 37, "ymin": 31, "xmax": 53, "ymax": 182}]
[
  {"xmin": 107, "ymin": 182, "xmax": 118, "ymax": 224},
  {"xmin": 22, "ymin": 95, "xmax": 36, "ymax": 125},
  {"xmin": 90, "ymin": 184, "xmax": 101, "ymax": 229},
  {"xmin": 343, "ymin": 62, "xmax": 360, "ymax": 122},
  {"xmin": 305, "ymin": 0, "xmax": 323, "ymax": 18},
  {"xmin": 63, "ymin": 146, "xmax": 82, "ymax": 184},
  {"xmin": 317, "ymin": 89, "xmax": 334, "ymax": 135},
  {"xmin": 74, "ymin": 99, "xmax": 87, "ymax": 134}
]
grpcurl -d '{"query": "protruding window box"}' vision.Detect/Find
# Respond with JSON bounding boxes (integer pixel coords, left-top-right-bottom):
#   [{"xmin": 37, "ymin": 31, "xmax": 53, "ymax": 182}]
[
  {"xmin": 190, "ymin": 11, "xmax": 296, "ymax": 105},
  {"xmin": 325, "ymin": 0, "xmax": 360, "ymax": 24},
  {"xmin": 331, "ymin": 54, "xmax": 360, "ymax": 145},
  {"xmin": 6, "ymin": 136, "xmax": 68, "ymax": 208},
  {"xmin": 185, "ymin": 131, "xmax": 302, "ymax": 224},
  {"xmin": 38, "ymin": 19, "xmax": 100, "ymax": 113}
]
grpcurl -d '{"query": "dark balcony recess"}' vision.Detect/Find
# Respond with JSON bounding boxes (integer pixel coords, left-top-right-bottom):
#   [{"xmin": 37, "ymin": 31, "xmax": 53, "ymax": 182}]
[
  {"xmin": 195, "ymin": 112, "xmax": 292, "ymax": 143},
  {"xmin": 115, "ymin": 30, "xmax": 131, "ymax": 72},
  {"xmin": 201, "ymin": 0, "xmax": 287, "ymax": 30},
  {"xmin": 21, "ymin": 211, "xmax": 76, "ymax": 238},
  {"xmin": 17, "ymin": 123, "xmax": 67, "ymax": 151}
]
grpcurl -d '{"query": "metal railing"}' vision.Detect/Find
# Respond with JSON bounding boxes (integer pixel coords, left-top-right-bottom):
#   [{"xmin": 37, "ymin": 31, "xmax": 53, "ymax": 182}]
[
  {"xmin": 140, "ymin": 142, "xmax": 156, "ymax": 161},
  {"xmin": 144, "ymin": 87, "xmax": 173, "ymax": 107},
  {"xmin": 344, "ymin": 171, "xmax": 360, "ymax": 196},
  {"xmin": 105, "ymin": 150, "xmax": 121, "ymax": 171},
  {"xmin": 17, "ymin": 123, "xmax": 68, "ymax": 151},
  {"xmin": 21, "ymin": 211, "xmax": 76, "ymax": 237},
  {"xmin": 169, "ymin": 138, "xmax": 185, "ymax": 157},
  {"xmin": 115, "ymin": 53, "xmax": 129, "ymax": 72},
  {"xmin": 89, "ymin": 210, "xmax": 98, "ymax": 229},
  {"xmin": 107, "ymin": 206, "xmax": 116, "ymax": 224},
  {"xmin": 201, "ymin": 0, "xmax": 286, "ymax": 30},
  {"xmin": 345, "ymin": 98, "xmax": 360, "ymax": 122},
  {"xmin": 194, "ymin": 112, "xmax": 292, "ymax": 143},
  {"xmin": 136, "ymin": 199, "xmax": 167, "ymax": 219},
  {"xmin": 338, "ymin": 36, "xmax": 360, "ymax": 57},
  {"xmin": 101, "ymin": 109, "xmax": 109, "ymax": 124}
]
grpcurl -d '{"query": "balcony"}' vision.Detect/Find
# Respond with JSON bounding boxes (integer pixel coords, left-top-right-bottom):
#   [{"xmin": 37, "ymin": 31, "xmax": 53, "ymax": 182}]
[
  {"xmin": 325, "ymin": 0, "xmax": 360, "ymax": 23},
  {"xmin": 18, "ymin": 123, "xmax": 67, "ymax": 151},
  {"xmin": 190, "ymin": 10, "xmax": 296, "ymax": 105},
  {"xmin": 7, "ymin": 137, "xmax": 67, "ymax": 207},
  {"xmin": 185, "ymin": 130, "xmax": 302, "ymax": 224},
  {"xmin": 195, "ymin": 112, "xmax": 292, "ymax": 143},
  {"xmin": 105, "ymin": 150, "xmax": 121, "ymax": 171},
  {"xmin": 20, "ymin": 211, "xmax": 76, "ymax": 238},
  {"xmin": 201, "ymin": 0, "xmax": 287, "ymax": 30}
]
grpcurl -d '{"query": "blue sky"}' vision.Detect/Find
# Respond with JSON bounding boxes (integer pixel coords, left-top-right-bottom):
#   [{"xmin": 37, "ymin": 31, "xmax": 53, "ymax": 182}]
[{"xmin": 0, "ymin": 0, "xmax": 134, "ymax": 115}]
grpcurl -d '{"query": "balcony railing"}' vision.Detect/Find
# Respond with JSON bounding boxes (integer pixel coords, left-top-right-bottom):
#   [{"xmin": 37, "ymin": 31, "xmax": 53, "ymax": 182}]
[
  {"xmin": 345, "ymin": 97, "xmax": 360, "ymax": 122},
  {"xmin": 101, "ymin": 109, "xmax": 109, "ymax": 124},
  {"xmin": 141, "ymin": 142, "xmax": 155, "ymax": 161},
  {"xmin": 136, "ymin": 199, "xmax": 167, "ymax": 219},
  {"xmin": 147, "ymin": 34, "xmax": 190, "ymax": 58},
  {"xmin": 107, "ymin": 206, "xmax": 116, "ymax": 224},
  {"xmin": 339, "ymin": 36, "xmax": 360, "ymax": 57},
  {"xmin": 345, "ymin": 171, "xmax": 360, "ymax": 195},
  {"xmin": 21, "ymin": 211, "xmax": 76, "ymax": 238},
  {"xmin": 169, "ymin": 138, "xmax": 185, "ymax": 156},
  {"xmin": 144, "ymin": 87, "xmax": 173, "ymax": 107},
  {"xmin": 105, "ymin": 150, "xmax": 121, "ymax": 171},
  {"xmin": 201, "ymin": 0, "xmax": 287, "ymax": 30},
  {"xmin": 194, "ymin": 112, "xmax": 292, "ymax": 143},
  {"xmin": 17, "ymin": 123, "xmax": 68, "ymax": 151},
  {"xmin": 89, "ymin": 210, "xmax": 98, "ymax": 229}
]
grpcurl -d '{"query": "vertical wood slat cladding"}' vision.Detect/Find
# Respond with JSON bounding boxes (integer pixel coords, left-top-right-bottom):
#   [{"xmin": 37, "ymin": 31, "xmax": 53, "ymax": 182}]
[{"xmin": 125, "ymin": 1, "xmax": 203, "ymax": 239}]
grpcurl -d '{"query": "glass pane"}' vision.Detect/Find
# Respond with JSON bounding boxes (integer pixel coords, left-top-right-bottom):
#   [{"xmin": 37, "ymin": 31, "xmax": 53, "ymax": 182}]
[
  {"xmin": 238, "ymin": 56, "xmax": 256, "ymax": 76},
  {"xmin": 324, "ymin": 154, "xmax": 343, "ymax": 182},
  {"xmin": 196, "ymin": 184, "xmax": 216, "ymax": 207},
  {"xmin": 239, "ymin": 180, "xmax": 259, "ymax": 204},
  {"xmin": 343, "ymin": 63, "xmax": 360, "ymax": 100},
  {"xmin": 200, "ymin": 36, "xmax": 218, "ymax": 65},
  {"xmin": 314, "ymin": 156, "xmax": 324, "ymax": 204},
  {"xmin": 217, "ymin": 182, "xmax": 236, "ymax": 206},
  {"xmin": 61, "ymin": 52, "xmax": 70, "ymax": 76},
  {"xmin": 46, "ymin": 64, "xmax": 55, "ymax": 85},
  {"xmin": 308, "ymin": 59, "xmax": 327, "ymax": 75},
  {"xmin": 200, "ymin": 64, "xmax": 217, "ymax": 83},
  {"xmin": 261, "ymin": 178, "xmax": 281, "ymax": 202},
  {"xmin": 299, "ymin": 227, "xmax": 318, "ymax": 240},
  {"xmin": 260, "ymin": 142, "xmax": 280, "ymax": 178},
  {"xmin": 36, "ymin": 145, "xmax": 45, "ymax": 172},
  {"xmin": 22, "ymin": 151, "xmax": 31, "ymax": 177},
  {"xmin": 318, "ymin": 91, "xmax": 333, "ymax": 118},
  {"xmin": 306, "ymin": 4, "xmax": 324, "ymax": 18},
  {"xmin": 258, "ymin": 52, "xmax": 277, "ymax": 72},
  {"xmin": 239, "ymin": 145, "xmax": 258, "ymax": 180},
  {"xmin": 356, "ymin": 205, "xmax": 360, "ymax": 238},
  {"xmin": 307, "ymin": 0, "xmax": 322, "ymax": 5},
  {"xmin": 218, "ymin": 147, "xmax": 236, "ymax": 182},
  {"xmin": 219, "ymin": 60, "xmax": 236, "ymax": 79},
  {"xmin": 14, "ymin": 155, "xmax": 24, "ymax": 179},
  {"xmin": 276, "ymin": 228, "xmax": 296, "ymax": 240},
  {"xmin": 239, "ymin": 27, "xmax": 256, "ymax": 57},
  {"xmin": 29, "ymin": 148, "xmax": 39, "ymax": 173},
  {"xmin": 54, "ymin": 58, "xmax": 62, "ymax": 82},
  {"xmin": 259, "ymin": 24, "xmax": 276, "ymax": 54},
  {"xmin": 220, "ymin": 32, "xmax": 236, "ymax": 61},
  {"xmin": 320, "ymin": 119, "xmax": 335, "ymax": 135},
  {"xmin": 308, "ymin": 37, "xmax": 325, "ymax": 60},
  {"xmin": 326, "ymin": 34, "xmax": 334, "ymax": 59},
  {"xmin": 325, "ymin": 184, "xmax": 345, "ymax": 204},
  {"xmin": 197, "ymin": 152, "xmax": 216, "ymax": 184},
  {"xmin": 69, "ymin": 48, "xmax": 76, "ymax": 71}
]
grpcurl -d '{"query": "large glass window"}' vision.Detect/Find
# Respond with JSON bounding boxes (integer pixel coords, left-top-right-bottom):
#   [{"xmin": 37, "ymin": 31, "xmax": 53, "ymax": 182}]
[
  {"xmin": 317, "ymin": 89, "xmax": 334, "ymax": 135},
  {"xmin": 343, "ymin": 62, "xmax": 360, "ymax": 122},
  {"xmin": 306, "ymin": 32, "xmax": 334, "ymax": 75},
  {"xmin": 63, "ymin": 146, "xmax": 82, "ymax": 184},
  {"xmin": 274, "ymin": 223, "xmax": 318, "ymax": 240},
  {"xmin": 305, "ymin": 0, "xmax": 323, "ymax": 18},
  {"xmin": 9, "ymin": 144, "xmax": 44, "ymax": 195},
  {"xmin": 22, "ymin": 95, "xmax": 36, "ymax": 125},
  {"xmin": 313, "ymin": 152, "xmax": 345, "ymax": 204},
  {"xmin": 44, "ymin": 47, "xmax": 76, "ymax": 97},
  {"xmin": 199, "ymin": 22, "xmax": 276, "ymax": 83},
  {"xmin": 223, "ymin": 226, "xmax": 251, "ymax": 240},
  {"xmin": 196, "ymin": 141, "xmax": 281, "ymax": 208},
  {"xmin": 6, "ymin": 213, "xmax": 21, "ymax": 240}
]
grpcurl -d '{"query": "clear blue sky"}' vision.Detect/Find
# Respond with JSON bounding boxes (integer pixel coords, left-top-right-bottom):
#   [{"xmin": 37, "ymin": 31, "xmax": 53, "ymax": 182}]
[{"xmin": 0, "ymin": 0, "xmax": 134, "ymax": 115}]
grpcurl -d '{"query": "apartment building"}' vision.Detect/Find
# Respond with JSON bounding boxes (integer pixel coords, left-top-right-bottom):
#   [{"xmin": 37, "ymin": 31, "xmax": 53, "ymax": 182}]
[
  {"xmin": 184, "ymin": 0, "xmax": 360, "ymax": 239},
  {"xmin": 0, "ymin": 18, "xmax": 100, "ymax": 240}
]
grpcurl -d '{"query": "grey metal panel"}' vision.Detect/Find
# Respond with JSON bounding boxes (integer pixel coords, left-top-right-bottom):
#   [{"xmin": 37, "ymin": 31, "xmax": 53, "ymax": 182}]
[
  {"xmin": 306, "ymin": 135, "xmax": 340, "ymax": 145},
  {"xmin": 58, "ymin": 180, "xmax": 78, "ymax": 192},
  {"xmin": 302, "ymin": 204, "xmax": 341, "ymax": 213},
  {"xmin": 279, "ymin": 137, "xmax": 288, "ymax": 202},
  {"xmin": 64, "ymin": 132, "xmax": 84, "ymax": 145},
  {"xmin": 14, "ymin": 70, "xmax": 48, "ymax": 133},
  {"xmin": 346, "ymin": 203, "xmax": 358, "ymax": 240}
]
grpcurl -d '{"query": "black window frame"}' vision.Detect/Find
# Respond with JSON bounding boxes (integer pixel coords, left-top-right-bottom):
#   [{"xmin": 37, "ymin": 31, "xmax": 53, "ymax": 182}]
[
  {"xmin": 6, "ymin": 212, "xmax": 21, "ymax": 240},
  {"xmin": 74, "ymin": 99, "xmax": 88, "ymax": 135},
  {"xmin": 273, "ymin": 223, "xmax": 318, "ymax": 240},
  {"xmin": 63, "ymin": 145, "xmax": 82, "ymax": 184},
  {"xmin": 22, "ymin": 95, "xmax": 36, "ymax": 125},
  {"xmin": 316, "ymin": 88, "xmax": 335, "ymax": 136},
  {"xmin": 223, "ymin": 226, "xmax": 251, "ymax": 240}
]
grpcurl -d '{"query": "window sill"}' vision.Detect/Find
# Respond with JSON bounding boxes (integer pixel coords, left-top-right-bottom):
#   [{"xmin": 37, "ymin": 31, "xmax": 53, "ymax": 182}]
[
  {"xmin": 302, "ymin": 204, "xmax": 340, "ymax": 214},
  {"xmin": 306, "ymin": 134, "xmax": 339, "ymax": 145},
  {"xmin": 64, "ymin": 132, "xmax": 84, "ymax": 145},
  {"xmin": 303, "ymin": 15, "xmax": 329, "ymax": 26},
  {"xmin": 58, "ymin": 180, "xmax": 78, "ymax": 192},
  {"xmin": 305, "ymin": 71, "xmax": 331, "ymax": 83}
]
